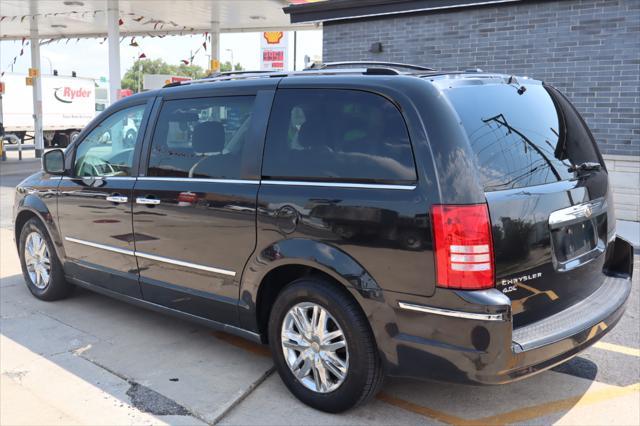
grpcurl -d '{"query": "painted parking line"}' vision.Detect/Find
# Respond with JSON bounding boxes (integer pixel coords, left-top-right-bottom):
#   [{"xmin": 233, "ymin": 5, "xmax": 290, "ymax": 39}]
[
  {"xmin": 376, "ymin": 393, "xmax": 467, "ymax": 425},
  {"xmin": 210, "ymin": 329, "xmax": 639, "ymax": 424},
  {"xmin": 379, "ymin": 383, "xmax": 640, "ymax": 425},
  {"xmin": 594, "ymin": 341, "xmax": 640, "ymax": 357}
]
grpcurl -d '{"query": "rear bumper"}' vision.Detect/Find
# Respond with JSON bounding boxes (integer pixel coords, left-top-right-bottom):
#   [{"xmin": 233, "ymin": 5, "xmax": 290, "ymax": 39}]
[{"xmin": 380, "ymin": 274, "xmax": 631, "ymax": 384}]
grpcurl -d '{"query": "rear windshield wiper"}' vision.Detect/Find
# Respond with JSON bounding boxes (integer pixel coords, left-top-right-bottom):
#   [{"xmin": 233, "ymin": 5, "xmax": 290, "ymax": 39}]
[{"xmin": 568, "ymin": 162, "xmax": 601, "ymax": 173}]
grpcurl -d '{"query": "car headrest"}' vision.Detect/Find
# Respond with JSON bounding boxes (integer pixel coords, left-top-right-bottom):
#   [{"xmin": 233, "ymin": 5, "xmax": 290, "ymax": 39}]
[
  {"xmin": 192, "ymin": 121, "xmax": 225, "ymax": 154},
  {"xmin": 297, "ymin": 119, "xmax": 326, "ymax": 149}
]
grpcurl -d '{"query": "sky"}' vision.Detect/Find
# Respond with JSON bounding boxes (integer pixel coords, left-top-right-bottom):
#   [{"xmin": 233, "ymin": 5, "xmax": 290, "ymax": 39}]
[{"xmin": 0, "ymin": 29, "xmax": 323, "ymax": 80}]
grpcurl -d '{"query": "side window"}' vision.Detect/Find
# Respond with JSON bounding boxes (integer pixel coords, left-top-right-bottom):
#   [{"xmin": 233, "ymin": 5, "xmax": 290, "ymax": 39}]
[
  {"xmin": 262, "ymin": 89, "xmax": 417, "ymax": 183},
  {"xmin": 147, "ymin": 96, "xmax": 256, "ymax": 179},
  {"xmin": 74, "ymin": 105, "xmax": 146, "ymax": 177}
]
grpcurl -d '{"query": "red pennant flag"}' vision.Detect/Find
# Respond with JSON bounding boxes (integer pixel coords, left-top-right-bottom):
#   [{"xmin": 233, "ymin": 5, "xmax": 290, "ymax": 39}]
[
  {"xmin": 139, "ymin": 53, "xmax": 147, "ymax": 59},
  {"xmin": 181, "ymin": 59, "xmax": 189, "ymax": 65},
  {"xmin": 118, "ymin": 18, "xmax": 124, "ymax": 25}
]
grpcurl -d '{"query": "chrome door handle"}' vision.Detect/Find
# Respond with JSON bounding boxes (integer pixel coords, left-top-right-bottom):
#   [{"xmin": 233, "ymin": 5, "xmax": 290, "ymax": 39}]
[
  {"xmin": 106, "ymin": 195, "xmax": 128, "ymax": 203},
  {"xmin": 136, "ymin": 197, "xmax": 161, "ymax": 205}
]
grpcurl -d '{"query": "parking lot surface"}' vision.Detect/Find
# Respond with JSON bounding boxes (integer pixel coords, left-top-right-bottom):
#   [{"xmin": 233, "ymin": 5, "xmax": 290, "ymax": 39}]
[{"xmin": 1, "ymin": 156, "xmax": 639, "ymax": 425}]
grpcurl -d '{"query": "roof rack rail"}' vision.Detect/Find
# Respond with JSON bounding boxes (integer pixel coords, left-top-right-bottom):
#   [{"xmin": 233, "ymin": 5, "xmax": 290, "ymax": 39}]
[
  {"xmin": 204, "ymin": 70, "xmax": 273, "ymax": 78},
  {"xmin": 163, "ymin": 70, "xmax": 277, "ymax": 87},
  {"xmin": 307, "ymin": 61, "xmax": 435, "ymax": 72}
]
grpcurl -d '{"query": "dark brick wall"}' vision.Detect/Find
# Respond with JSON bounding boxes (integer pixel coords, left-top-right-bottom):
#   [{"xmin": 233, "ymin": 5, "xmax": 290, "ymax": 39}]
[{"xmin": 323, "ymin": 0, "xmax": 640, "ymax": 156}]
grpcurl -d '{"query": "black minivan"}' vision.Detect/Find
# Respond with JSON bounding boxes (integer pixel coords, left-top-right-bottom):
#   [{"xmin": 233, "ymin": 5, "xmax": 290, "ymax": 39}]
[{"xmin": 14, "ymin": 62, "xmax": 633, "ymax": 413}]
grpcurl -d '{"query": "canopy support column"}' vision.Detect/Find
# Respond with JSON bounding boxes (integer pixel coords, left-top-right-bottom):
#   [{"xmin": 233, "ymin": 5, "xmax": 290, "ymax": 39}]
[
  {"xmin": 107, "ymin": 0, "xmax": 121, "ymax": 104},
  {"xmin": 210, "ymin": 21, "xmax": 220, "ymax": 73},
  {"xmin": 30, "ymin": 12, "xmax": 43, "ymax": 158}
]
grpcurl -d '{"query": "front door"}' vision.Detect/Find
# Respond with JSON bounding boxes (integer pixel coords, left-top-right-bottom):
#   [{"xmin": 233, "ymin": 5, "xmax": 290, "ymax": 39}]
[
  {"xmin": 57, "ymin": 101, "xmax": 150, "ymax": 297},
  {"xmin": 132, "ymin": 92, "xmax": 270, "ymax": 324}
]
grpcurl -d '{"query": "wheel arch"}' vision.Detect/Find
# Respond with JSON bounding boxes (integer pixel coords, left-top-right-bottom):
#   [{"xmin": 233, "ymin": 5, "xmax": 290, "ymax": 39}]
[
  {"xmin": 14, "ymin": 197, "xmax": 66, "ymax": 262},
  {"xmin": 239, "ymin": 238, "xmax": 384, "ymax": 342}
]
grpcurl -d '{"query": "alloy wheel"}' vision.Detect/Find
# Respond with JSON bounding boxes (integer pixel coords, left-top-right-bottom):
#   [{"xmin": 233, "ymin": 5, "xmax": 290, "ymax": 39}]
[
  {"xmin": 281, "ymin": 302, "xmax": 349, "ymax": 393},
  {"xmin": 24, "ymin": 231, "xmax": 51, "ymax": 289}
]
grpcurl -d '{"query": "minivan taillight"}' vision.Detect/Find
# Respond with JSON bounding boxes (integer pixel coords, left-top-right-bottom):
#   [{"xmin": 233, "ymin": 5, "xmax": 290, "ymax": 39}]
[{"xmin": 432, "ymin": 204, "xmax": 494, "ymax": 290}]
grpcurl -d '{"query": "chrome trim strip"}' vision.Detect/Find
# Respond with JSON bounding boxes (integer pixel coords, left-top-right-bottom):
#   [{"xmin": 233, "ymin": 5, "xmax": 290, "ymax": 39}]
[
  {"xmin": 261, "ymin": 180, "xmax": 416, "ymax": 190},
  {"xmin": 61, "ymin": 176, "xmax": 137, "ymax": 181},
  {"xmin": 398, "ymin": 302, "xmax": 505, "ymax": 321},
  {"xmin": 65, "ymin": 237, "xmax": 135, "ymax": 256},
  {"xmin": 135, "ymin": 251, "xmax": 236, "ymax": 277},
  {"xmin": 65, "ymin": 237, "xmax": 236, "ymax": 277},
  {"xmin": 137, "ymin": 177, "xmax": 259, "ymax": 185},
  {"xmin": 548, "ymin": 198, "xmax": 607, "ymax": 229}
]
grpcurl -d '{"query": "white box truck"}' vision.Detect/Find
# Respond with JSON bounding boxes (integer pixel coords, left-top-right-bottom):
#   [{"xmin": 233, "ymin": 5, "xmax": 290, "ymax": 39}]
[{"xmin": 1, "ymin": 73, "xmax": 97, "ymax": 147}]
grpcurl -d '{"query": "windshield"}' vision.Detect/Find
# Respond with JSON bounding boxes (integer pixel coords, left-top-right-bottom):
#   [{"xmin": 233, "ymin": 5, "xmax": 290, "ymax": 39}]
[{"xmin": 445, "ymin": 83, "xmax": 599, "ymax": 192}]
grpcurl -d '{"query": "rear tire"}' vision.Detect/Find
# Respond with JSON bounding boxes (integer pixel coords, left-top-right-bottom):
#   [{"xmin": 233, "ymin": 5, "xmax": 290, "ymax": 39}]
[
  {"xmin": 18, "ymin": 218, "xmax": 72, "ymax": 301},
  {"xmin": 268, "ymin": 277, "xmax": 384, "ymax": 413}
]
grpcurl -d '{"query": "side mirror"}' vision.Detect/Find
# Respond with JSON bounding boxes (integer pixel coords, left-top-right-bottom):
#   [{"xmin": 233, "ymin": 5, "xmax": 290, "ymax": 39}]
[{"xmin": 42, "ymin": 149, "xmax": 65, "ymax": 175}]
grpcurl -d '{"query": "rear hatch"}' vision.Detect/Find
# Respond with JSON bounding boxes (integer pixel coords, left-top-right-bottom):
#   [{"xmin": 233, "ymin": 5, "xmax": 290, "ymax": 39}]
[{"xmin": 444, "ymin": 78, "xmax": 613, "ymax": 327}]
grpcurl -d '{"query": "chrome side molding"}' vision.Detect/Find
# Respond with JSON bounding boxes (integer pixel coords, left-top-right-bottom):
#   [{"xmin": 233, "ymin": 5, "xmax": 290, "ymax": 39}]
[
  {"xmin": 398, "ymin": 302, "xmax": 505, "ymax": 321},
  {"xmin": 64, "ymin": 237, "xmax": 235, "ymax": 277},
  {"xmin": 135, "ymin": 251, "xmax": 236, "ymax": 276},
  {"xmin": 64, "ymin": 237, "xmax": 135, "ymax": 256},
  {"xmin": 261, "ymin": 180, "xmax": 416, "ymax": 190},
  {"xmin": 137, "ymin": 177, "xmax": 259, "ymax": 185}
]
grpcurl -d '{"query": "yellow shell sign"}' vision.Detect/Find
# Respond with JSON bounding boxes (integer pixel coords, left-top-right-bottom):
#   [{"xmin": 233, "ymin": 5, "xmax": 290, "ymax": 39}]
[{"xmin": 263, "ymin": 31, "xmax": 284, "ymax": 45}]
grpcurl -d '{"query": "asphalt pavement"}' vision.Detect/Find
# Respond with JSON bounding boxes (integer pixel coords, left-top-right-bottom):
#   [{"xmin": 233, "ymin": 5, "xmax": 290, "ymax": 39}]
[{"xmin": 1, "ymin": 154, "xmax": 639, "ymax": 425}]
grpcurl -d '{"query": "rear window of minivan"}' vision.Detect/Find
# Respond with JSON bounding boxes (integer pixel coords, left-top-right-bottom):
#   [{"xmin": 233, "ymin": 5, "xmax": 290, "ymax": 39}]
[{"xmin": 445, "ymin": 83, "xmax": 600, "ymax": 192}]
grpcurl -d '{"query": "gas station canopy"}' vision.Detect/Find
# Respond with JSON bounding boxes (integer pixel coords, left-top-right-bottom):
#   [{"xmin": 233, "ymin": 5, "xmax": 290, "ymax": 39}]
[
  {"xmin": 0, "ymin": 0, "xmax": 320, "ymax": 159},
  {"xmin": 0, "ymin": 0, "xmax": 316, "ymax": 40}
]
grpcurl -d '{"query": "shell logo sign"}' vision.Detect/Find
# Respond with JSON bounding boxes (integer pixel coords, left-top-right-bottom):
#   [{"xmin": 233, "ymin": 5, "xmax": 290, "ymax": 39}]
[
  {"xmin": 261, "ymin": 31, "xmax": 288, "ymax": 71},
  {"xmin": 263, "ymin": 32, "xmax": 284, "ymax": 45}
]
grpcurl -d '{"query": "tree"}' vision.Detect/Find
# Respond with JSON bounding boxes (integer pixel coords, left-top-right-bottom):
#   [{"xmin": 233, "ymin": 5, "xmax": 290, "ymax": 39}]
[
  {"xmin": 121, "ymin": 58, "xmax": 207, "ymax": 92},
  {"xmin": 220, "ymin": 61, "xmax": 244, "ymax": 72}
]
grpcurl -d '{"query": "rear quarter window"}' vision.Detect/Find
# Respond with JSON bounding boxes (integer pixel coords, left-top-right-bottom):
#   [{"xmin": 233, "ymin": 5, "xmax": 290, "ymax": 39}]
[
  {"xmin": 445, "ymin": 83, "xmax": 600, "ymax": 192},
  {"xmin": 262, "ymin": 89, "xmax": 417, "ymax": 183}
]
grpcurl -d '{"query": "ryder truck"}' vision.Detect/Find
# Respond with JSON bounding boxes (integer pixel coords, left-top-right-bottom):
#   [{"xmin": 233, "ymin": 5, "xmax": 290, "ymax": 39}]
[{"xmin": 1, "ymin": 73, "xmax": 96, "ymax": 147}]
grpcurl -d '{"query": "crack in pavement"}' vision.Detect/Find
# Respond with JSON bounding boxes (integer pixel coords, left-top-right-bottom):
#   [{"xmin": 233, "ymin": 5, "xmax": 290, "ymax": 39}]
[
  {"xmin": 211, "ymin": 366, "xmax": 277, "ymax": 425},
  {"xmin": 75, "ymin": 353, "xmax": 211, "ymax": 425}
]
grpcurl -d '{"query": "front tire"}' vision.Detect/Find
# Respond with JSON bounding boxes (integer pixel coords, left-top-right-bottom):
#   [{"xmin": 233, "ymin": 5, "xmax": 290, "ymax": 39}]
[
  {"xmin": 18, "ymin": 218, "xmax": 72, "ymax": 301},
  {"xmin": 268, "ymin": 277, "xmax": 384, "ymax": 413}
]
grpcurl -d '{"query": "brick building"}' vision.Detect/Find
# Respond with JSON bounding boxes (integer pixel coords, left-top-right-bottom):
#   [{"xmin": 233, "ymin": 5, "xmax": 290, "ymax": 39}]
[{"xmin": 286, "ymin": 0, "xmax": 640, "ymax": 221}]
